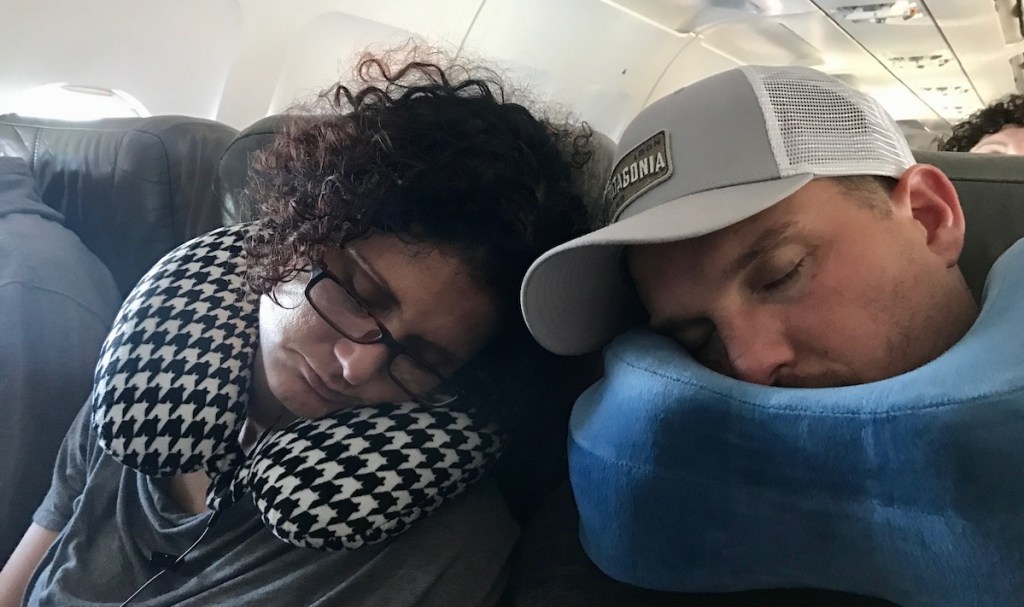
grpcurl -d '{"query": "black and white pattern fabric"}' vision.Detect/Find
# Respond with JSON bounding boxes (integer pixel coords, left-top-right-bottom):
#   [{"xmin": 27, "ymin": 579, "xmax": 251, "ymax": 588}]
[{"xmin": 91, "ymin": 224, "xmax": 503, "ymax": 550}]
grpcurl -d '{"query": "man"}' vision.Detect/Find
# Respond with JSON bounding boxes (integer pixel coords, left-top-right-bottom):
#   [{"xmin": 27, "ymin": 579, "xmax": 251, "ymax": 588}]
[
  {"xmin": 514, "ymin": 65, "xmax": 994, "ymax": 606},
  {"xmin": 0, "ymin": 156, "xmax": 121, "ymax": 563},
  {"xmin": 522, "ymin": 65, "xmax": 976, "ymax": 382},
  {"xmin": 940, "ymin": 92, "xmax": 1024, "ymax": 154}
]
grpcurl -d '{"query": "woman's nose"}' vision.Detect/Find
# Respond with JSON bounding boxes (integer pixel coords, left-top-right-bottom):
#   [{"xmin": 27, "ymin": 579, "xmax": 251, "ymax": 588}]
[{"xmin": 332, "ymin": 337, "xmax": 390, "ymax": 387}]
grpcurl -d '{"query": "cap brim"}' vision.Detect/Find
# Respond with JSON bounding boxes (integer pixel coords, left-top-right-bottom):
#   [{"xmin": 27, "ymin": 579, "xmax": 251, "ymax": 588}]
[{"xmin": 521, "ymin": 174, "xmax": 813, "ymax": 355}]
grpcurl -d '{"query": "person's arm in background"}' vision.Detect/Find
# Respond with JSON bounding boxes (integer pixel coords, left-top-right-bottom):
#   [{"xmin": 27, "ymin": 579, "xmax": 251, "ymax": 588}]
[
  {"xmin": 0, "ymin": 157, "xmax": 121, "ymax": 564},
  {"xmin": 0, "ymin": 277, "xmax": 116, "ymax": 561},
  {"xmin": 0, "ymin": 525, "xmax": 58, "ymax": 607},
  {"xmin": 0, "ymin": 397, "xmax": 101, "ymax": 607},
  {"xmin": 0, "ymin": 284, "xmax": 101, "ymax": 604}
]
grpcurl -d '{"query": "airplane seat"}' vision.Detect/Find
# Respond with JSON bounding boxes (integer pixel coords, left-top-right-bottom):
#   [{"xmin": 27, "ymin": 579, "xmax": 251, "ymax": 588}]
[
  {"xmin": 218, "ymin": 114, "xmax": 282, "ymax": 224},
  {"xmin": 0, "ymin": 114, "xmax": 238, "ymax": 296},
  {"xmin": 915, "ymin": 149, "xmax": 1024, "ymax": 301},
  {"xmin": 0, "ymin": 113, "xmax": 238, "ymax": 563}
]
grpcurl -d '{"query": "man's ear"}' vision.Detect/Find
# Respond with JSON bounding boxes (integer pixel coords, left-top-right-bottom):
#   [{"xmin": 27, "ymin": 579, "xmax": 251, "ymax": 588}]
[{"xmin": 890, "ymin": 164, "xmax": 965, "ymax": 267}]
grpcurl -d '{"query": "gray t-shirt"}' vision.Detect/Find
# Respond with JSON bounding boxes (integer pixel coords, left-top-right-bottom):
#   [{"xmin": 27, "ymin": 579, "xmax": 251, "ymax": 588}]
[{"xmin": 27, "ymin": 404, "xmax": 519, "ymax": 606}]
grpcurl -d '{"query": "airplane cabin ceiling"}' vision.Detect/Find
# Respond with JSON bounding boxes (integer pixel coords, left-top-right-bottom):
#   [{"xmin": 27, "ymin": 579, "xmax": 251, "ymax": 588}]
[
  {"xmin": 601, "ymin": 0, "xmax": 1024, "ymax": 144},
  {"xmin": 3, "ymin": 0, "xmax": 1023, "ymax": 148}
]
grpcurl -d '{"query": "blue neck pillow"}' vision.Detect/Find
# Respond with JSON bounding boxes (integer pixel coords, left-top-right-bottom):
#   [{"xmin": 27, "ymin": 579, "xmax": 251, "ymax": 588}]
[{"xmin": 570, "ymin": 240, "xmax": 1024, "ymax": 607}]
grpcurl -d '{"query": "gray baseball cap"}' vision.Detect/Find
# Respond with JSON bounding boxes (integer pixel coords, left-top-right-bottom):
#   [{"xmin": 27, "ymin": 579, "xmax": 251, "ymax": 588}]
[{"xmin": 520, "ymin": 65, "xmax": 915, "ymax": 355}]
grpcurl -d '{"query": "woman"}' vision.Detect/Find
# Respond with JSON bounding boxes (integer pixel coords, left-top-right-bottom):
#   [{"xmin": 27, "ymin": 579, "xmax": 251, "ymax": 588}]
[{"xmin": 0, "ymin": 50, "xmax": 593, "ymax": 606}]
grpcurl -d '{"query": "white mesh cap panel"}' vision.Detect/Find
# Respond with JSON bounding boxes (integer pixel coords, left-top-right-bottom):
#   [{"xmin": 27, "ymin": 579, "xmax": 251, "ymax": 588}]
[{"xmin": 741, "ymin": 65, "xmax": 915, "ymax": 179}]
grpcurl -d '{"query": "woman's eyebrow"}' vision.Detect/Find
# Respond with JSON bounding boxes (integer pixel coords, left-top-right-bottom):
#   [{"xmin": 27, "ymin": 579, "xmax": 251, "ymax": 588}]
[{"xmin": 346, "ymin": 248, "xmax": 399, "ymax": 308}]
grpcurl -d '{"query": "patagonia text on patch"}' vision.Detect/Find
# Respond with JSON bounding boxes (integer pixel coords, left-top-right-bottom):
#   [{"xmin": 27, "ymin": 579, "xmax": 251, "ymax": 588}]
[{"xmin": 606, "ymin": 130, "xmax": 672, "ymax": 222}]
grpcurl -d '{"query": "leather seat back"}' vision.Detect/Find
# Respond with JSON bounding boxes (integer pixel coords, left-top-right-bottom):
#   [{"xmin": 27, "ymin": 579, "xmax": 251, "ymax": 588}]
[{"xmin": 0, "ymin": 114, "xmax": 238, "ymax": 295}]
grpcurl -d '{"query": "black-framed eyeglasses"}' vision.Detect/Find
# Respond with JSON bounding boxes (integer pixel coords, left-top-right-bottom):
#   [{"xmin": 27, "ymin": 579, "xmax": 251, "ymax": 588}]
[{"xmin": 304, "ymin": 263, "xmax": 458, "ymax": 406}]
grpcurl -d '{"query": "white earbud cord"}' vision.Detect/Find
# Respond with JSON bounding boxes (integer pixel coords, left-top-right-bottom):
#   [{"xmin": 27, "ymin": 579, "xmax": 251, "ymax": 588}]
[{"xmin": 118, "ymin": 410, "xmax": 286, "ymax": 607}]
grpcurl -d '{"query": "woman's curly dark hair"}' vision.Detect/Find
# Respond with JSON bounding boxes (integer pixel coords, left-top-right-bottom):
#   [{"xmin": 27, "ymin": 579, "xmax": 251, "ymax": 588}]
[
  {"xmin": 242, "ymin": 50, "xmax": 596, "ymax": 514},
  {"xmin": 940, "ymin": 93, "xmax": 1024, "ymax": 152}
]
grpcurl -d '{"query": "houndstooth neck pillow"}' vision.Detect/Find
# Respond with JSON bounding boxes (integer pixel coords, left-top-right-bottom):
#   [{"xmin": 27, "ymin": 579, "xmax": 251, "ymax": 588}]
[{"xmin": 90, "ymin": 223, "xmax": 503, "ymax": 550}]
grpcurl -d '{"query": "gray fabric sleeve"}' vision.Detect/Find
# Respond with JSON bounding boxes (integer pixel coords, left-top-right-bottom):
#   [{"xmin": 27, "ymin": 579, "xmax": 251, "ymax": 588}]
[
  {"xmin": 0, "ymin": 281, "xmax": 113, "ymax": 557},
  {"xmin": 30, "ymin": 400, "xmax": 96, "ymax": 534}
]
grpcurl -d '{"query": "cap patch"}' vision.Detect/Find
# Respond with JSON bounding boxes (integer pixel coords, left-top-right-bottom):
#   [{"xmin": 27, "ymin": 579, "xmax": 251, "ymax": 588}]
[{"xmin": 607, "ymin": 130, "xmax": 673, "ymax": 223}]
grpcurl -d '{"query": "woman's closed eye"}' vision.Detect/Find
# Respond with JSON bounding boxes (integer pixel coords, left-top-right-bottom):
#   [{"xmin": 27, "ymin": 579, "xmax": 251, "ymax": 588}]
[
  {"xmin": 313, "ymin": 275, "xmax": 370, "ymax": 319},
  {"xmin": 336, "ymin": 277, "xmax": 373, "ymax": 313}
]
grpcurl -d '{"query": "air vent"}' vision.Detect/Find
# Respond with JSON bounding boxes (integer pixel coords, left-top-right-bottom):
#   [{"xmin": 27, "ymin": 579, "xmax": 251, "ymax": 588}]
[
  {"xmin": 833, "ymin": 1, "xmax": 925, "ymax": 24},
  {"xmin": 921, "ymin": 85, "xmax": 971, "ymax": 96},
  {"xmin": 888, "ymin": 52, "xmax": 954, "ymax": 70},
  {"xmin": 917, "ymin": 84, "xmax": 981, "ymax": 121}
]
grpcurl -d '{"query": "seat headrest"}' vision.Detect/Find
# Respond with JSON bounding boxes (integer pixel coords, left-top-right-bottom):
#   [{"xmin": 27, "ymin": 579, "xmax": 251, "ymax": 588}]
[
  {"xmin": 913, "ymin": 149, "xmax": 1024, "ymax": 301},
  {"xmin": 218, "ymin": 115, "xmax": 283, "ymax": 224},
  {"xmin": 0, "ymin": 114, "xmax": 237, "ymax": 295}
]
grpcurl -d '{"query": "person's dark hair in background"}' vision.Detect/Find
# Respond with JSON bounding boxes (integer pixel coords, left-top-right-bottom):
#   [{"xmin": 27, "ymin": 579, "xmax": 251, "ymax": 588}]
[{"xmin": 940, "ymin": 93, "xmax": 1024, "ymax": 153}]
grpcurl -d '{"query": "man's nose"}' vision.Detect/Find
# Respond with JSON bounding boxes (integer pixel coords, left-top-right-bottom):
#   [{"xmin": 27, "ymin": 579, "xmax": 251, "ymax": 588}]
[
  {"xmin": 332, "ymin": 337, "xmax": 390, "ymax": 387},
  {"xmin": 719, "ymin": 310, "xmax": 794, "ymax": 386}
]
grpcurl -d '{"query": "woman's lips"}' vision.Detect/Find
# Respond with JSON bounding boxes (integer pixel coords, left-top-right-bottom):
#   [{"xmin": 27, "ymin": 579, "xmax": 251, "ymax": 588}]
[{"xmin": 299, "ymin": 359, "xmax": 348, "ymax": 402}]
